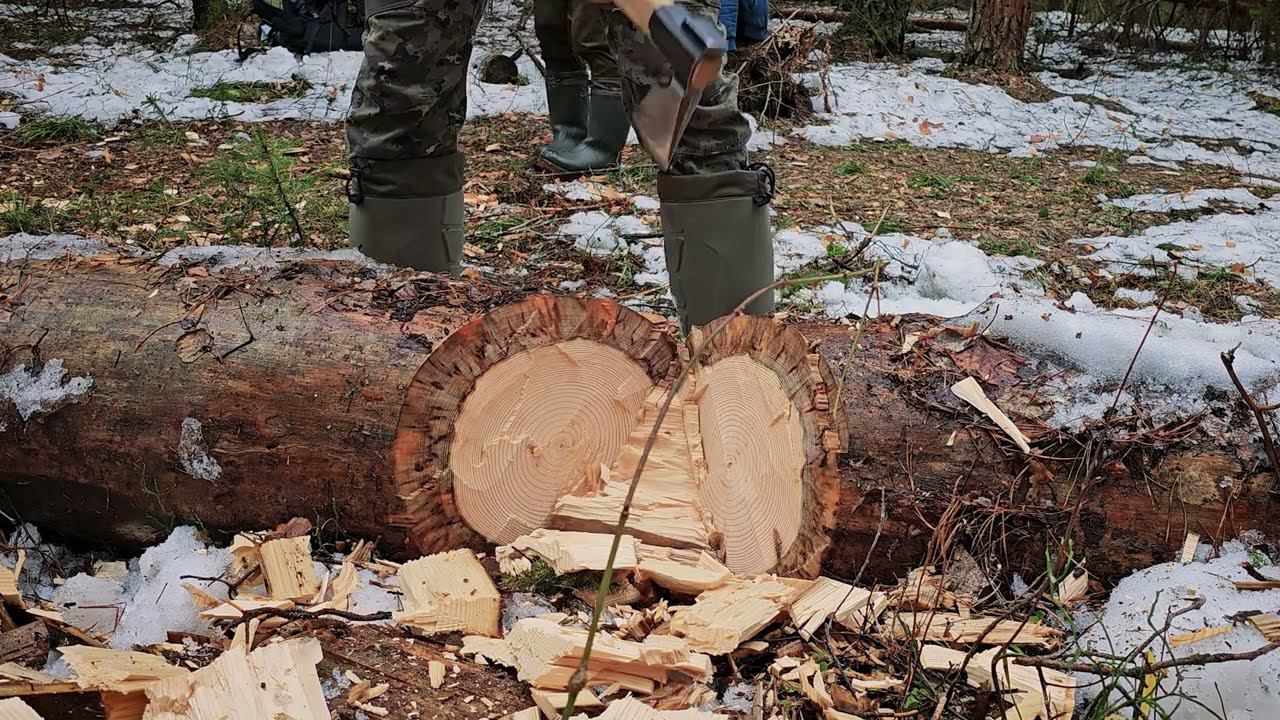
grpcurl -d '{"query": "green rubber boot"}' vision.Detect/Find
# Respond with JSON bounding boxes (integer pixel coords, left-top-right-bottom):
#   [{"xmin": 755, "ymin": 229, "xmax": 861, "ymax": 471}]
[
  {"xmin": 348, "ymin": 153, "xmax": 466, "ymax": 274},
  {"xmin": 658, "ymin": 167, "xmax": 776, "ymax": 329},
  {"xmin": 541, "ymin": 71, "xmax": 589, "ymax": 160},
  {"xmin": 539, "ymin": 83, "xmax": 629, "ymax": 174}
]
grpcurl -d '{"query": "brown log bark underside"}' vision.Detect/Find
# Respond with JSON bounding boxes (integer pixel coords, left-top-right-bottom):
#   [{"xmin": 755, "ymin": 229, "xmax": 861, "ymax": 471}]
[{"xmin": 2, "ymin": 254, "xmax": 1275, "ymax": 584}]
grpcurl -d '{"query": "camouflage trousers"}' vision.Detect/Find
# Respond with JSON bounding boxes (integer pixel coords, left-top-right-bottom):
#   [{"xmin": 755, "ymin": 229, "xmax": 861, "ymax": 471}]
[
  {"xmin": 346, "ymin": 0, "xmax": 752, "ymax": 199},
  {"xmin": 534, "ymin": 0, "xmax": 618, "ymax": 85}
]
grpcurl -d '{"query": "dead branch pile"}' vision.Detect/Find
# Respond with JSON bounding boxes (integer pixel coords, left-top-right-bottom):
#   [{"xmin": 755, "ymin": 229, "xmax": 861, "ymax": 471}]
[{"xmin": 730, "ymin": 23, "xmax": 820, "ymax": 120}]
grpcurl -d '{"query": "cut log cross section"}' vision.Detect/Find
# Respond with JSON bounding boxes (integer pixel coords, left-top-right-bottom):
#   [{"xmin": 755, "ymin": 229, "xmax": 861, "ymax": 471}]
[{"xmin": 394, "ymin": 298, "xmax": 846, "ymax": 576}]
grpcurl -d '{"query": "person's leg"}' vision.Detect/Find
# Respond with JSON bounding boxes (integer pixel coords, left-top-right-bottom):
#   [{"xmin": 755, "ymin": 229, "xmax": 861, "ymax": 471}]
[
  {"xmin": 534, "ymin": 0, "xmax": 590, "ymax": 159},
  {"xmin": 738, "ymin": 0, "xmax": 769, "ymax": 47},
  {"xmin": 603, "ymin": 0, "xmax": 775, "ymax": 328},
  {"xmin": 539, "ymin": 0, "xmax": 629, "ymax": 173},
  {"xmin": 345, "ymin": 0, "xmax": 486, "ymax": 273},
  {"xmin": 718, "ymin": 0, "xmax": 739, "ymax": 50}
]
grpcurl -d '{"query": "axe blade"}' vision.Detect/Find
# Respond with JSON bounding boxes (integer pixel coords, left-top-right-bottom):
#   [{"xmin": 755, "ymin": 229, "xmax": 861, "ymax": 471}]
[{"xmin": 632, "ymin": 5, "xmax": 725, "ymax": 171}]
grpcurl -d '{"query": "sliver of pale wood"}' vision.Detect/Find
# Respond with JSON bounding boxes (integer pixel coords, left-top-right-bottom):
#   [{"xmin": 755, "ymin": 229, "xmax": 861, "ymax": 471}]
[
  {"xmin": 141, "ymin": 638, "xmax": 328, "ymax": 720},
  {"xmin": 950, "ymin": 377, "xmax": 1031, "ymax": 453},
  {"xmin": 259, "ymin": 536, "xmax": 320, "ymax": 600},
  {"xmin": 788, "ymin": 577, "xmax": 875, "ymax": 640},
  {"xmin": 59, "ymin": 646, "xmax": 189, "ymax": 694},
  {"xmin": 920, "ymin": 645, "xmax": 1074, "ymax": 720},
  {"xmin": 0, "ymin": 699, "xmax": 42, "ymax": 720},
  {"xmin": 887, "ymin": 613, "xmax": 1063, "ymax": 648},
  {"xmin": 507, "ymin": 529, "xmax": 639, "ymax": 575},
  {"xmin": 531, "ymin": 689, "xmax": 601, "ymax": 719},
  {"xmin": 393, "ymin": 550, "xmax": 500, "ymax": 637},
  {"xmin": 635, "ymin": 546, "xmax": 731, "ymax": 596},
  {"xmin": 551, "ymin": 383, "xmax": 718, "ymax": 552},
  {"xmin": 594, "ymin": 696, "xmax": 727, "ymax": 719},
  {"xmin": 669, "ymin": 577, "xmax": 808, "ymax": 655}
]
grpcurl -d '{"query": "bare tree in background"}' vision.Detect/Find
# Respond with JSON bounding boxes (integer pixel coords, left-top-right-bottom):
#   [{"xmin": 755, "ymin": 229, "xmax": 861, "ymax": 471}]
[{"xmin": 962, "ymin": 0, "xmax": 1032, "ymax": 72}]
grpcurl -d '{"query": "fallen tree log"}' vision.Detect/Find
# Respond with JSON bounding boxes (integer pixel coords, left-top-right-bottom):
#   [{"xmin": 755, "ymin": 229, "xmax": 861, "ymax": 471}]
[{"xmin": 1, "ymin": 248, "xmax": 1275, "ymax": 583}]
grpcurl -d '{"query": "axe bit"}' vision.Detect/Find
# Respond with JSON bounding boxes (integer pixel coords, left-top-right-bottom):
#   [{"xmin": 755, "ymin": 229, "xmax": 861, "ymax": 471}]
[{"xmin": 607, "ymin": 0, "xmax": 727, "ymax": 171}]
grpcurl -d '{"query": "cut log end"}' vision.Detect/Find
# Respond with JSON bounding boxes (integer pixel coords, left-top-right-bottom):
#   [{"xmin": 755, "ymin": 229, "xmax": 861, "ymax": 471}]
[{"xmin": 393, "ymin": 298, "xmax": 845, "ymax": 577}]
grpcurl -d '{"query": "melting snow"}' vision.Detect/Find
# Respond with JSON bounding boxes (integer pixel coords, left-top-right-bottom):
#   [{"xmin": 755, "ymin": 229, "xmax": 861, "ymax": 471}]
[
  {"xmin": 1108, "ymin": 187, "xmax": 1267, "ymax": 213},
  {"xmin": 1077, "ymin": 539, "xmax": 1280, "ymax": 720},
  {"xmin": 0, "ymin": 359, "xmax": 94, "ymax": 423}
]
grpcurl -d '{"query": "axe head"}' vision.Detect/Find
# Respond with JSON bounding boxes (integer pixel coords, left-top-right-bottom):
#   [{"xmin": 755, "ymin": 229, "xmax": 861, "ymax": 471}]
[{"xmin": 633, "ymin": 5, "xmax": 726, "ymax": 171}]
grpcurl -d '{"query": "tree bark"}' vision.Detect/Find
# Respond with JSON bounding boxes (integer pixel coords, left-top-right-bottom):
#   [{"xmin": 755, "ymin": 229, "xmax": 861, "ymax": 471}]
[
  {"xmin": 962, "ymin": 0, "xmax": 1032, "ymax": 72},
  {"xmin": 2, "ymin": 250, "xmax": 1276, "ymax": 585}
]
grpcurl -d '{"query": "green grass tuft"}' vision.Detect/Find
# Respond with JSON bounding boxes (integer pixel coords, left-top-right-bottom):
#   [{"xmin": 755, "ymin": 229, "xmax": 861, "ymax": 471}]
[
  {"xmin": 12, "ymin": 114, "xmax": 101, "ymax": 144},
  {"xmin": 500, "ymin": 558, "xmax": 607, "ymax": 595},
  {"xmin": 191, "ymin": 78, "xmax": 312, "ymax": 103},
  {"xmin": 906, "ymin": 171, "xmax": 956, "ymax": 190}
]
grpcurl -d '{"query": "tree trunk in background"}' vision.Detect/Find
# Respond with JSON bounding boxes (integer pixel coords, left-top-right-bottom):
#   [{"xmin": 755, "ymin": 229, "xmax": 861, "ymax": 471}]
[
  {"xmin": 837, "ymin": 0, "xmax": 910, "ymax": 55},
  {"xmin": 962, "ymin": 0, "xmax": 1032, "ymax": 72},
  {"xmin": 3, "ymin": 248, "xmax": 1277, "ymax": 585}
]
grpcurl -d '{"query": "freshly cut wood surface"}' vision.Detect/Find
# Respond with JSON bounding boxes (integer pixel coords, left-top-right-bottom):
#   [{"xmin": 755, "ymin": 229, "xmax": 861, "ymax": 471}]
[
  {"xmin": 394, "ymin": 295, "xmax": 677, "ymax": 554},
  {"xmin": 636, "ymin": 546, "xmax": 731, "ymax": 595},
  {"xmin": 594, "ymin": 696, "xmax": 727, "ymax": 719},
  {"xmin": 59, "ymin": 646, "xmax": 188, "ymax": 693},
  {"xmin": 888, "ymin": 612, "xmax": 1063, "ymax": 648},
  {"xmin": 141, "ymin": 638, "xmax": 328, "ymax": 720},
  {"xmin": 920, "ymin": 645, "xmax": 1074, "ymax": 720},
  {"xmin": 507, "ymin": 529, "xmax": 639, "ymax": 575},
  {"xmin": 259, "ymin": 536, "xmax": 320, "ymax": 601},
  {"xmin": 394, "ymin": 550, "xmax": 500, "ymax": 637},
  {"xmin": 669, "ymin": 576, "xmax": 806, "ymax": 655},
  {"xmin": 789, "ymin": 577, "xmax": 876, "ymax": 640},
  {"xmin": 447, "ymin": 339, "xmax": 654, "ymax": 545},
  {"xmin": 549, "ymin": 383, "xmax": 718, "ymax": 552}
]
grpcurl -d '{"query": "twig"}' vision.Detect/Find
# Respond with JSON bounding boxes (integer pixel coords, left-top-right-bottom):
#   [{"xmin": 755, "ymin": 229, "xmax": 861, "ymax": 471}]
[
  {"xmin": 1106, "ymin": 301, "xmax": 1162, "ymax": 418},
  {"xmin": 1016, "ymin": 642, "xmax": 1280, "ymax": 677},
  {"xmin": 1221, "ymin": 345, "xmax": 1280, "ymax": 488},
  {"xmin": 225, "ymin": 606, "xmax": 391, "ymax": 629},
  {"xmin": 559, "ymin": 269, "xmax": 852, "ymax": 719}
]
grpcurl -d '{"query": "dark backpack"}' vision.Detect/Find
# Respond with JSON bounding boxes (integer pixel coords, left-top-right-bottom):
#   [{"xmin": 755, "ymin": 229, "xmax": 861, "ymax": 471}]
[{"xmin": 250, "ymin": 0, "xmax": 363, "ymax": 55}]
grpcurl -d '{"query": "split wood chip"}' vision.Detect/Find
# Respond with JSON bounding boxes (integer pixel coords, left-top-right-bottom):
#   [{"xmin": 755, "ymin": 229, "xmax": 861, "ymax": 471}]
[
  {"xmin": 1169, "ymin": 624, "xmax": 1234, "ymax": 647},
  {"xmin": 593, "ymin": 696, "xmax": 727, "ymax": 719},
  {"xmin": 1179, "ymin": 532, "xmax": 1200, "ymax": 564},
  {"xmin": 887, "ymin": 612, "xmax": 1063, "ymax": 648},
  {"xmin": 919, "ymin": 645, "xmax": 1074, "ymax": 720},
  {"xmin": 1054, "ymin": 569, "xmax": 1089, "ymax": 605},
  {"xmin": 198, "ymin": 598, "xmax": 294, "ymax": 621},
  {"xmin": 428, "ymin": 660, "xmax": 445, "ymax": 689},
  {"xmin": 507, "ymin": 529, "xmax": 639, "ymax": 575},
  {"xmin": 460, "ymin": 636, "xmax": 518, "ymax": 668},
  {"xmin": 950, "ymin": 377, "xmax": 1031, "ymax": 453},
  {"xmin": 531, "ymin": 688, "xmax": 601, "ymax": 719},
  {"xmin": 60, "ymin": 645, "xmax": 189, "ymax": 693},
  {"xmin": 259, "ymin": 536, "xmax": 320, "ymax": 600},
  {"xmin": 668, "ymin": 577, "xmax": 805, "ymax": 655},
  {"xmin": 550, "ymin": 382, "xmax": 721, "ymax": 553},
  {"xmin": 635, "ymin": 547, "xmax": 730, "ymax": 596},
  {"xmin": 1249, "ymin": 613, "xmax": 1280, "ymax": 641},
  {"xmin": 505, "ymin": 617, "xmax": 711, "ymax": 693},
  {"xmin": 181, "ymin": 583, "xmax": 223, "ymax": 611},
  {"xmin": 394, "ymin": 550, "xmax": 500, "ymax": 637},
  {"xmin": 141, "ymin": 637, "xmax": 328, "ymax": 719},
  {"xmin": 24, "ymin": 609, "xmax": 105, "ymax": 648},
  {"xmin": 789, "ymin": 578, "xmax": 876, "ymax": 640},
  {"xmin": 0, "ymin": 698, "xmax": 42, "ymax": 720},
  {"xmin": 504, "ymin": 708, "xmax": 540, "ymax": 720},
  {"xmin": 0, "ymin": 556, "xmax": 24, "ymax": 609}
]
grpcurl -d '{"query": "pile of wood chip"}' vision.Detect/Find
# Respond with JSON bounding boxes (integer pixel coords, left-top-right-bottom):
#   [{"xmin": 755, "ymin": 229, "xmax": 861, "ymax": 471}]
[{"xmin": 3, "ymin": 519, "xmax": 1275, "ymax": 719}]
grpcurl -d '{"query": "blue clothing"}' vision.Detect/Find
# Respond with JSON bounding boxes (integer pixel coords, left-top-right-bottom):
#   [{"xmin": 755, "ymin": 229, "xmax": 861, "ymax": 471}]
[{"xmin": 718, "ymin": 0, "xmax": 767, "ymax": 50}]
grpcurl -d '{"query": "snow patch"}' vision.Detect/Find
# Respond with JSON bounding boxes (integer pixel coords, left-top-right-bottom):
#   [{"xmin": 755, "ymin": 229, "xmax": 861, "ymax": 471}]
[
  {"xmin": 110, "ymin": 526, "xmax": 231, "ymax": 649},
  {"xmin": 178, "ymin": 417, "xmax": 222, "ymax": 482},
  {"xmin": 1109, "ymin": 187, "xmax": 1266, "ymax": 213},
  {"xmin": 1077, "ymin": 540, "xmax": 1280, "ymax": 720},
  {"xmin": 0, "ymin": 359, "xmax": 94, "ymax": 423}
]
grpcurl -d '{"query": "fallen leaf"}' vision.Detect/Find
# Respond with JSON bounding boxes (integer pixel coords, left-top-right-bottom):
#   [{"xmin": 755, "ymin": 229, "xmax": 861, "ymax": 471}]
[{"xmin": 175, "ymin": 328, "xmax": 214, "ymax": 363}]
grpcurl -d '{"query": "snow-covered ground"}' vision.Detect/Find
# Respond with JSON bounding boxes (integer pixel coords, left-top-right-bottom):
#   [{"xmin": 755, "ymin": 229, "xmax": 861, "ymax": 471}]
[
  {"xmin": 5, "ymin": 4, "xmax": 1280, "ymax": 430},
  {"xmin": 1076, "ymin": 537, "xmax": 1280, "ymax": 719}
]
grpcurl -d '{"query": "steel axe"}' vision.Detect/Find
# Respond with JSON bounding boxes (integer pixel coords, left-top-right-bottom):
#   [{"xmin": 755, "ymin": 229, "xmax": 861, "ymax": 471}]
[{"xmin": 608, "ymin": 0, "xmax": 727, "ymax": 171}]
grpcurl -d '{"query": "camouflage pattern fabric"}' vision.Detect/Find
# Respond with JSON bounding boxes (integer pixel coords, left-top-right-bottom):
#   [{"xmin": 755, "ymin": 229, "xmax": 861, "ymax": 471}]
[
  {"xmin": 347, "ymin": 0, "xmax": 751, "ymax": 192},
  {"xmin": 535, "ymin": 0, "xmax": 618, "ymax": 86}
]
